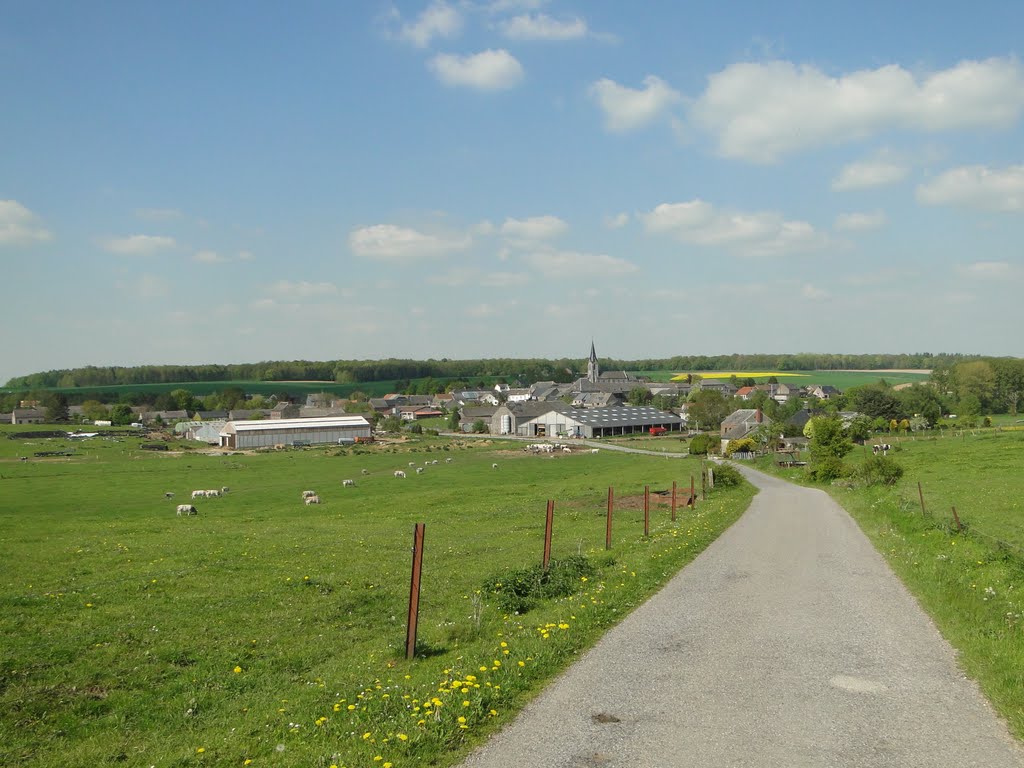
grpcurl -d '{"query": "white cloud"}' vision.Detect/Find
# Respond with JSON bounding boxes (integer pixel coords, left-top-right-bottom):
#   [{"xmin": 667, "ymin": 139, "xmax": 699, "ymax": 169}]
[
  {"xmin": 522, "ymin": 248, "xmax": 638, "ymax": 278},
  {"xmin": 350, "ymin": 224, "xmax": 471, "ymax": 260},
  {"xmin": 398, "ymin": 1, "xmax": 463, "ymax": 48},
  {"xmin": 429, "ymin": 49, "xmax": 524, "ymax": 90},
  {"xmin": 604, "ymin": 212, "xmax": 629, "ymax": 229},
  {"xmin": 642, "ymin": 199, "xmax": 829, "ymax": 256},
  {"xmin": 0, "ymin": 200, "xmax": 53, "ymax": 245},
  {"xmin": 501, "ymin": 215, "xmax": 567, "ymax": 240},
  {"xmin": 958, "ymin": 261, "xmax": 1015, "ymax": 279},
  {"xmin": 101, "ymin": 234, "xmax": 176, "ymax": 255},
  {"xmin": 835, "ymin": 211, "xmax": 887, "ymax": 231},
  {"xmin": 916, "ymin": 164, "xmax": 1024, "ymax": 212},
  {"xmin": 266, "ymin": 280, "xmax": 338, "ymax": 298},
  {"xmin": 499, "ymin": 13, "xmax": 587, "ymax": 40},
  {"xmin": 832, "ymin": 159, "xmax": 909, "ymax": 190},
  {"xmin": 693, "ymin": 57, "xmax": 1024, "ymax": 162},
  {"xmin": 801, "ymin": 283, "xmax": 830, "ymax": 300},
  {"xmin": 486, "ymin": 0, "xmax": 547, "ymax": 12},
  {"xmin": 238, "ymin": 250, "xmax": 255, "ymax": 261},
  {"xmin": 193, "ymin": 249, "xmax": 224, "ymax": 263},
  {"xmin": 466, "ymin": 300, "xmax": 517, "ymax": 317},
  {"xmin": 590, "ymin": 75, "xmax": 682, "ymax": 132},
  {"xmin": 117, "ymin": 273, "xmax": 169, "ymax": 298}
]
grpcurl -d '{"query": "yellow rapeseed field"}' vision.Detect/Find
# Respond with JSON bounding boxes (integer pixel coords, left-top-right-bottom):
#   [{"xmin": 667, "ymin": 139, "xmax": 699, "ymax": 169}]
[{"xmin": 670, "ymin": 372, "xmax": 809, "ymax": 381}]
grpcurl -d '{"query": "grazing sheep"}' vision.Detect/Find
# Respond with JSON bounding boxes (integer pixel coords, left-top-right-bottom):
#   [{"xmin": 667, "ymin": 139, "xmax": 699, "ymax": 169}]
[
  {"xmin": 445, "ymin": 457, "xmax": 452, "ymax": 463},
  {"xmin": 191, "ymin": 490, "xmax": 205, "ymax": 499},
  {"xmin": 304, "ymin": 495, "xmax": 321, "ymax": 505},
  {"xmin": 394, "ymin": 470, "xmax": 406, "ymax": 479},
  {"xmin": 343, "ymin": 479, "xmax": 355, "ymax": 487},
  {"xmin": 591, "ymin": 449, "xmax": 599, "ymax": 454},
  {"xmin": 302, "ymin": 490, "xmax": 317, "ymax": 499},
  {"xmin": 431, "ymin": 459, "xmax": 439, "ymax": 465},
  {"xmin": 409, "ymin": 462, "xmax": 416, "ymax": 467},
  {"xmin": 205, "ymin": 489, "xmax": 220, "ymax": 497},
  {"xmin": 416, "ymin": 467, "xmax": 424, "ymax": 474},
  {"xmin": 492, "ymin": 463, "xmax": 499, "ymax": 469},
  {"xmin": 165, "ymin": 492, "xmax": 175, "ymax": 500},
  {"xmin": 221, "ymin": 486, "xmax": 229, "ymax": 494},
  {"xmin": 361, "ymin": 469, "xmax": 369, "ymax": 475},
  {"xmin": 176, "ymin": 504, "xmax": 197, "ymax": 516}
]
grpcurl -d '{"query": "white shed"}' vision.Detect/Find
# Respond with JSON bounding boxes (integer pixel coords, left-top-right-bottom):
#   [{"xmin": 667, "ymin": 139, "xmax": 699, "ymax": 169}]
[{"xmin": 219, "ymin": 416, "xmax": 371, "ymax": 449}]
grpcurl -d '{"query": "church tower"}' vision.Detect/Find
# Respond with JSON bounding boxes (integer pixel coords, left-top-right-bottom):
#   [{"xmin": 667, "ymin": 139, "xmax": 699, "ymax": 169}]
[{"xmin": 587, "ymin": 340, "xmax": 599, "ymax": 383}]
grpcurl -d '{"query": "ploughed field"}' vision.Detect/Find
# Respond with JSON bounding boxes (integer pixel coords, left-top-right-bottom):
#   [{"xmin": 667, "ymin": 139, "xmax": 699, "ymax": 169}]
[{"xmin": 0, "ymin": 426, "xmax": 752, "ymax": 767}]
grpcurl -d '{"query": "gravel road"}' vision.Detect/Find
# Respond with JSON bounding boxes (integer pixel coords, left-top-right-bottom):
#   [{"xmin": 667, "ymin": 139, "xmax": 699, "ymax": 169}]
[{"xmin": 457, "ymin": 465, "xmax": 1024, "ymax": 768}]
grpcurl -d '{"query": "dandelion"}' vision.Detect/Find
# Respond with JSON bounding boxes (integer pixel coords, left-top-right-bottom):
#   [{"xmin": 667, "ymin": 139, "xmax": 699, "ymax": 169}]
[
  {"xmin": 458, "ymin": 716, "xmax": 466, "ymax": 724},
  {"xmin": 233, "ymin": 665, "xmax": 243, "ymax": 674},
  {"xmin": 197, "ymin": 747, "xmax": 205, "ymax": 753},
  {"xmin": 398, "ymin": 733, "xmax": 408, "ymax": 741},
  {"xmin": 517, "ymin": 661, "xmax": 525, "ymax": 667}
]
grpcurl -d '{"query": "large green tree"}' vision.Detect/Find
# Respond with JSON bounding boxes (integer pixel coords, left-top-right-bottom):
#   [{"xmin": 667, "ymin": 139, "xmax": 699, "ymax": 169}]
[{"xmin": 807, "ymin": 416, "xmax": 853, "ymax": 482}]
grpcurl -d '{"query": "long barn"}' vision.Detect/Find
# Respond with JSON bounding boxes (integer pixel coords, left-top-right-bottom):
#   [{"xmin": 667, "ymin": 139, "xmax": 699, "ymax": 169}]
[{"xmin": 219, "ymin": 416, "xmax": 371, "ymax": 449}]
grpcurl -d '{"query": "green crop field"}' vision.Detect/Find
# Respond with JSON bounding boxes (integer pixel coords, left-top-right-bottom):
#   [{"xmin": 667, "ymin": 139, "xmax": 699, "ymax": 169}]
[{"xmin": 0, "ymin": 426, "xmax": 752, "ymax": 767}]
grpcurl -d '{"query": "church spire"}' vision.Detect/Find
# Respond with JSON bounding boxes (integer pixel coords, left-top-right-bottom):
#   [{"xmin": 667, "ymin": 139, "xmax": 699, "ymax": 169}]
[{"xmin": 587, "ymin": 340, "xmax": 599, "ymax": 383}]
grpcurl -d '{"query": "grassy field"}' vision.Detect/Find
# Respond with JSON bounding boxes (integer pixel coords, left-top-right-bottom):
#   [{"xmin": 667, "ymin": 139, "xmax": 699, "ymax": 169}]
[
  {"xmin": 750, "ymin": 429, "xmax": 1024, "ymax": 739},
  {"xmin": 638, "ymin": 369, "xmax": 932, "ymax": 388},
  {"xmin": 0, "ymin": 425, "xmax": 752, "ymax": 767}
]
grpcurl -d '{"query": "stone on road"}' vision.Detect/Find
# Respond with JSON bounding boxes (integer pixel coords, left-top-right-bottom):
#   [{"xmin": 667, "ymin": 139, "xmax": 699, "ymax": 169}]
[{"xmin": 458, "ymin": 466, "xmax": 1024, "ymax": 768}]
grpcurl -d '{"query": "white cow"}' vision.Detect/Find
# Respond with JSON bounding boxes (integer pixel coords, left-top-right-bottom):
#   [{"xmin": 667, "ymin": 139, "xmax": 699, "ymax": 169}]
[
  {"xmin": 394, "ymin": 470, "xmax": 406, "ymax": 479},
  {"xmin": 176, "ymin": 504, "xmax": 197, "ymax": 516},
  {"xmin": 342, "ymin": 479, "xmax": 355, "ymax": 487},
  {"xmin": 191, "ymin": 490, "xmax": 205, "ymax": 499},
  {"xmin": 304, "ymin": 495, "xmax": 321, "ymax": 505}
]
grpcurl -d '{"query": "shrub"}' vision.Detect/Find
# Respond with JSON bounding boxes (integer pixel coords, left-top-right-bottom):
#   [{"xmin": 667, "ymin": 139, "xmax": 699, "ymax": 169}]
[
  {"xmin": 482, "ymin": 555, "xmax": 596, "ymax": 614},
  {"xmin": 688, "ymin": 433, "xmax": 712, "ymax": 455},
  {"xmin": 725, "ymin": 437, "xmax": 755, "ymax": 457},
  {"xmin": 853, "ymin": 455, "xmax": 904, "ymax": 486},
  {"xmin": 408, "ymin": 422, "xmax": 423, "ymax": 434},
  {"xmin": 808, "ymin": 456, "xmax": 848, "ymax": 482},
  {"xmin": 710, "ymin": 463, "xmax": 743, "ymax": 488}
]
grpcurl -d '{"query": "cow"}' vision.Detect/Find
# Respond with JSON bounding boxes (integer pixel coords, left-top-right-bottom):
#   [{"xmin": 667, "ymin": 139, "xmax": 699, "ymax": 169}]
[
  {"xmin": 191, "ymin": 490, "xmax": 205, "ymax": 500},
  {"xmin": 176, "ymin": 504, "xmax": 197, "ymax": 516},
  {"xmin": 304, "ymin": 495, "xmax": 320, "ymax": 505},
  {"xmin": 342, "ymin": 479, "xmax": 355, "ymax": 487}
]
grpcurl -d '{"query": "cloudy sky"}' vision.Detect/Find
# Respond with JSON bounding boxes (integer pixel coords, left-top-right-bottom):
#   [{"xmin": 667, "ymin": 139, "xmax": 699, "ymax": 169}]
[{"xmin": 2, "ymin": 1, "xmax": 1023, "ymax": 384}]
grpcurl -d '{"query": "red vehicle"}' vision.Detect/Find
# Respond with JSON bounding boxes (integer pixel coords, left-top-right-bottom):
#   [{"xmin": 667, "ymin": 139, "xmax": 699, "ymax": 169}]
[{"xmin": 649, "ymin": 426, "xmax": 668, "ymax": 436}]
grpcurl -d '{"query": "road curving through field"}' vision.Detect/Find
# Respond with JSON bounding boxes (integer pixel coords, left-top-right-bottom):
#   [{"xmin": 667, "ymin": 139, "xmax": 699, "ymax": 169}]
[{"xmin": 457, "ymin": 463, "xmax": 1024, "ymax": 768}]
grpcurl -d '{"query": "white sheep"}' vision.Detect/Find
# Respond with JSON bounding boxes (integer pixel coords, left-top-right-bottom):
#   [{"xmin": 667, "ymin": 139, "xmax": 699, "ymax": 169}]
[
  {"xmin": 492, "ymin": 463, "xmax": 499, "ymax": 469},
  {"xmin": 302, "ymin": 490, "xmax": 316, "ymax": 499},
  {"xmin": 361, "ymin": 469, "xmax": 369, "ymax": 475},
  {"xmin": 445, "ymin": 457, "xmax": 452, "ymax": 463},
  {"xmin": 416, "ymin": 467, "xmax": 424, "ymax": 474},
  {"xmin": 342, "ymin": 479, "xmax": 355, "ymax": 487},
  {"xmin": 176, "ymin": 504, "xmax": 197, "ymax": 516},
  {"xmin": 304, "ymin": 495, "xmax": 321, "ymax": 505},
  {"xmin": 394, "ymin": 470, "xmax": 406, "ymax": 479}
]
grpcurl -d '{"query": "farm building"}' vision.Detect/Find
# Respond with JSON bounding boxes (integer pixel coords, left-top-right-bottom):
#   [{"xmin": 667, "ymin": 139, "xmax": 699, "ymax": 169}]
[
  {"xmin": 12, "ymin": 408, "xmax": 44, "ymax": 424},
  {"xmin": 492, "ymin": 403, "xmax": 682, "ymax": 439},
  {"xmin": 219, "ymin": 415, "xmax": 371, "ymax": 449}
]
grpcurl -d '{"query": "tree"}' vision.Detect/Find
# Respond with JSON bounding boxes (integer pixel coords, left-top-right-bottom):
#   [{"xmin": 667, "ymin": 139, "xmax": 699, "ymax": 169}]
[
  {"xmin": 110, "ymin": 404, "xmax": 134, "ymax": 426},
  {"xmin": 687, "ymin": 390, "xmax": 730, "ymax": 431},
  {"xmin": 471, "ymin": 419, "xmax": 488, "ymax": 434},
  {"xmin": 627, "ymin": 386, "xmax": 652, "ymax": 406},
  {"xmin": 43, "ymin": 393, "xmax": 70, "ymax": 423},
  {"xmin": 169, "ymin": 388, "xmax": 197, "ymax": 413},
  {"xmin": 954, "ymin": 361, "xmax": 996, "ymax": 412},
  {"xmin": 898, "ymin": 418, "xmax": 910, "ymax": 434},
  {"xmin": 380, "ymin": 416, "xmax": 403, "ymax": 433},
  {"xmin": 847, "ymin": 384, "xmax": 904, "ymax": 422},
  {"xmin": 807, "ymin": 416, "xmax": 852, "ymax": 482},
  {"xmin": 408, "ymin": 422, "xmax": 423, "ymax": 434},
  {"xmin": 447, "ymin": 410, "xmax": 461, "ymax": 431},
  {"xmin": 81, "ymin": 400, "xmax": 109, "ymax": 422}
]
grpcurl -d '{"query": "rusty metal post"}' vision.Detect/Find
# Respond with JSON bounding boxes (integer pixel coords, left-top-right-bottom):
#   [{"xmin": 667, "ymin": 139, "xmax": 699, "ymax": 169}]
[
  {"xmin": 918, "ymin": 481, "xmax": 927, "ymax": 516},
  {"xmin": 671, "ymin": 480, "xmax": 677, "ymax": 521},
  {"xmin": 543, "ymin": 499, "xmax": 554, "ymax": 570},
  {"xmin": 701, "ymin": 462, "xmax": 706, "ymax": 500},
  {"xmin": 690, "ymin": 475, "xmax": 696, "ymax": 508},
  {"xmin": 644, "ymin": 485, "xmax": 650, "ymax": 538},
  {"xmin": 951, "ymin": 505, "xmax": 962, "ymax": 532},
  {"xmin": 405, "ymin": 523, "xmax": 425, "ymax": 660},
  {"xmin": 606, "ymin": 486, "xmax": 613, "ymax": 550}
]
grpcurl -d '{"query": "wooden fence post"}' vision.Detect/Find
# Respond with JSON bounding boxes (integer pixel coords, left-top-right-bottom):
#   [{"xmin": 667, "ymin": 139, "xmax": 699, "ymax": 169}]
[
  {"xmin": 606, "ymin": 486, "xmax": 613, "ymax": 550},
  {"xmin": 918, "ymin": 482, "xmax": 927, "ymax": 516},
  {"xmin": 671, "ymin": 480, "xmax": 677, "ymax": 521},
  {"xmin": 543, "ymin": 499, "xmax": 554, "ymax": 570},
  {"xmin": 644, "ymin": 485, "xmax": 650, "ymax": 538},
  {"xmin": 951, "ymin": 505, "xmax": 962, "ymax": 532},
  {"xmin": 405, "ymin": 523, "xmax": 425, "ymax": 660},
  {"xmin": 690, "ymin": 475, "xmax": 696, "ymax": 508}
]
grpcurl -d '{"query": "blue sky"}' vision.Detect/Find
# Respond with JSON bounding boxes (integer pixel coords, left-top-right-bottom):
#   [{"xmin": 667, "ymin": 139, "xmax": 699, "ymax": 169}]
[{"xmin": 2, "ymin": 1, "xmax": 1023, "ymax": 385}]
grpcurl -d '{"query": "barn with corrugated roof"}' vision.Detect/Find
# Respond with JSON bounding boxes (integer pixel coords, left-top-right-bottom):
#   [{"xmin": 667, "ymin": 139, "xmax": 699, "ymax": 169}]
[{"xmin": 219, "ymin": 416, "xmax": 371, "ymax": 449}]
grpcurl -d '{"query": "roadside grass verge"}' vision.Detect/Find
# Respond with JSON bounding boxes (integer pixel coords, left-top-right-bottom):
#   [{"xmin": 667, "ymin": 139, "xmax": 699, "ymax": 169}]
[
  {"xmin": 0, "ymin": 428, "xmax": 753, "ymax": 767},
  {"xmin": 748, "ymin": 430, "xmax": 1024, "ymax": 740}
]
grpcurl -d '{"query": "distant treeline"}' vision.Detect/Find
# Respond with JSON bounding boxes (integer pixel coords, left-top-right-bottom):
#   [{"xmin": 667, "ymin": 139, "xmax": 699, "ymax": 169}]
[{"xmin": 4, "ymin": 352, "xmax": 985, "ymax": 390}]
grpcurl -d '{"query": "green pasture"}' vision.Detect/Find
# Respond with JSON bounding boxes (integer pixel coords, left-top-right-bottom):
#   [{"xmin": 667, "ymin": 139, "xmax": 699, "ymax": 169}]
[
  {"xmin": 0, "ymin": 426, "xmax": 751, "ymax": 767},
  {"xmin": 752, "ymin": 429, "xmax": 1024, "ymax": 740},
  {"xmin": 602, "ymin": 435, "xmax": 690, "ymax": 453},
  {"xmin": 636, "ymin": 369, "xmax": 931, "ymax": 388}
]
